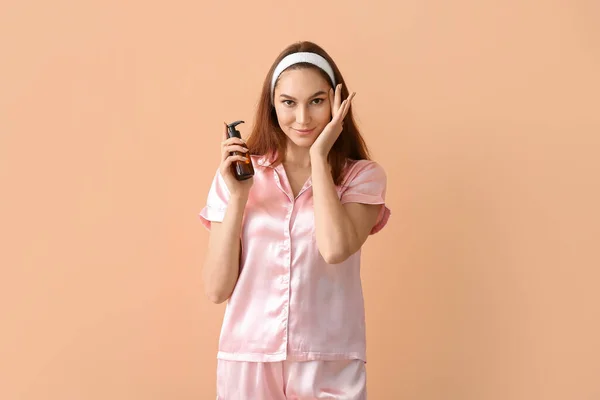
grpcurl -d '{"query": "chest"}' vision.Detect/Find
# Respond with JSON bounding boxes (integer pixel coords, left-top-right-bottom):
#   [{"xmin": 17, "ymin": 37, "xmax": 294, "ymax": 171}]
[
  {"xmin": 243, "ymin": 167, "xmax": 315, "ymax": 240},
  {"xmin": 284, "ymin": 166, "xmax": 312, "ymax": 198}
]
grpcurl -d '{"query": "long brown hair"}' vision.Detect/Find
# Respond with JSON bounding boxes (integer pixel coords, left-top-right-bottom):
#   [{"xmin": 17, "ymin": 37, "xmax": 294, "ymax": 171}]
[{"xmin": 246, "ymin": 41, "xmax": 371, "ymax": 186}]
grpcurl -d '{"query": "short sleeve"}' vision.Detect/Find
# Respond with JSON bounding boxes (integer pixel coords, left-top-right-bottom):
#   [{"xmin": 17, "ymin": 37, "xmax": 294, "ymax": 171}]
[
  {"xmin": 198, "ymin": 169, "xmax": 230, "ymax": 231},
  {"xmin": 340, "ymin": 160, "xmax": 391, "ymax": 235}
]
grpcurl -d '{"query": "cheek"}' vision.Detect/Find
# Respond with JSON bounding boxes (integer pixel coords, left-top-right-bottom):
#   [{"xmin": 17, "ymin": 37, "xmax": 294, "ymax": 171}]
[
  {"xmin": 314, "ymin": 106, "xmax": 332, "ymax": 126},
  {"xmin": 275, "ymin": 107, "xmax": 294, "ymax": 125}
]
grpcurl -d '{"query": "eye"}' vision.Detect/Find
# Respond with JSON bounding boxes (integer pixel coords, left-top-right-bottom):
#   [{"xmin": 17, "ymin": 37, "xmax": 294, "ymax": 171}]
[
  {"xmin": 282, "ymin": 100, "xmax": 295, "ymax": 106},
  {"xmin": 312, "ymin": 98, "xmax": 325, "ymax": 105}
]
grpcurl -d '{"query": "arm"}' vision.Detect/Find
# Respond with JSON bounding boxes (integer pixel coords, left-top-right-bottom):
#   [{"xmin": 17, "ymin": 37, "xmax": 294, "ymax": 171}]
[
  {"xmin": 203, "ymin": 193, "xmax": 248, "ymax": 304},
  {"xmin": 202, "ymin": 124, "xmax": 253, "ymax": 304},
  {"xmin": 311, "ymin": 156, "xmax": 381, "ymax": 264}
]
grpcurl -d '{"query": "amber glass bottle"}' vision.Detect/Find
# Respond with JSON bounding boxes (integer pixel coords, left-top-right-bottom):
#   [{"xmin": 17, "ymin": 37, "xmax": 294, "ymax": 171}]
[{"xmin": 226, "ymin": 120, "xmax": 254, "ymax": 181}]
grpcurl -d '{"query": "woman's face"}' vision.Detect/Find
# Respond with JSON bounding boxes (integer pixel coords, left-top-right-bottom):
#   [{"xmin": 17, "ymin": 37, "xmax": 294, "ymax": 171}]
[{"xmin": 272, "ymin": 67, "xmax": 333, "ymax": 149}]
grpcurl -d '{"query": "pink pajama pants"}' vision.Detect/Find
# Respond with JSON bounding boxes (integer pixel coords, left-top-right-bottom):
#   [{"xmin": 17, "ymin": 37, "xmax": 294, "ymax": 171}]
[{"xmin": 216, "ymin": 359, "xmax": 367, "ymax": 399}]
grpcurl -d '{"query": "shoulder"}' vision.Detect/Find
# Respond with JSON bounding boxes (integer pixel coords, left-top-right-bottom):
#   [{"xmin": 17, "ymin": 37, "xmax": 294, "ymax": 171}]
[{"xmin": 340, "ymin": 159, "xmax": 387, "ymax": 187}]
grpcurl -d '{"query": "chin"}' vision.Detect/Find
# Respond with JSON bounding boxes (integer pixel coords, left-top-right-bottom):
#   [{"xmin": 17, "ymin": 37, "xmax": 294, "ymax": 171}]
[
  {"xmin": 285, "ymin": 129, "xmax": 320, "ymax": 148},
  {"xmin": 289, "ymin": 137, "xmax": 316, "ymax": 148}
]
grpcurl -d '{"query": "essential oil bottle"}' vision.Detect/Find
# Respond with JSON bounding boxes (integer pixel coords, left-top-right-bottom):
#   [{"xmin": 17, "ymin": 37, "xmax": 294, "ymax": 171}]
[{"xmin": 226, "ymin": 120, "xmax": 254, "ymax": 181}]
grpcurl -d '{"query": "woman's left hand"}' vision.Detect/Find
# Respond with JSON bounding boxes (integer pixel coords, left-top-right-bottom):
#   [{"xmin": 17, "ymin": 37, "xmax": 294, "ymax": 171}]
[{"xmin": 310, "ymin": 84, "xmax": 356, "ymax": 160}]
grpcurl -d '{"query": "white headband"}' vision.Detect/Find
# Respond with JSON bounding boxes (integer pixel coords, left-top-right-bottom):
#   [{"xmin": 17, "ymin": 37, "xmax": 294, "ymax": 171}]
[{"xmin": 270, "ymin": 52, "xmax": 336, "ymax": 99}]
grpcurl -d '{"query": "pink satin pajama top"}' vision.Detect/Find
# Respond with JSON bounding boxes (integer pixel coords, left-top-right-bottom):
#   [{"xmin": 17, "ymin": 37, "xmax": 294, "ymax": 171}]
[{"xmin": 199, "ymin": 155, "xmax": 391, "ymax": 363}]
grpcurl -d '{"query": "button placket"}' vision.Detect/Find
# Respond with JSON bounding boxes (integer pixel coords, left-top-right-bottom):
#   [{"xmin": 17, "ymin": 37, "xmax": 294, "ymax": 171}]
[{"xmin": 282, "ymin": 201, "xmax": 294, "ymax": 354}]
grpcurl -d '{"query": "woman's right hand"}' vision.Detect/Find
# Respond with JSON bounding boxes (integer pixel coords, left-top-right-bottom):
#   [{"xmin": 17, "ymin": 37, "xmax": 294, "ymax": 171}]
[{"xmin": 220, "ymin": 122, "xmax": 253, "ymax": 198}]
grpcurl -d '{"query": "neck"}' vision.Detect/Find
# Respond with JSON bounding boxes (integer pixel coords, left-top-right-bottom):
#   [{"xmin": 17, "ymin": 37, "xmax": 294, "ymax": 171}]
[{"xmin": 283, "ymin": 142, "xmax": 312, "ymax": 169}]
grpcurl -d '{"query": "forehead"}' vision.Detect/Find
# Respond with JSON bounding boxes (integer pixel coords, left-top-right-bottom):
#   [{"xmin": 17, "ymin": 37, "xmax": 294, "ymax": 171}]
[{"xmin": 274, "ymin": 68, "xmax": 331, "ymax": 97}]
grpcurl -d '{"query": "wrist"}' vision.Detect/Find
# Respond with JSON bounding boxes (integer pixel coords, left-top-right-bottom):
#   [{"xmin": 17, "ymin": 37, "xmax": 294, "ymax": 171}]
[
  {"xmin": 309, "ymin": 151, "xmax": 328, "ymax": 165},
  {"xmin": 230, "ymin": 191, "xmax": 249, "ymax": 204},
  {"xmin": 310, "ymin": 155, "xmax": 332, "ymax": 176}
]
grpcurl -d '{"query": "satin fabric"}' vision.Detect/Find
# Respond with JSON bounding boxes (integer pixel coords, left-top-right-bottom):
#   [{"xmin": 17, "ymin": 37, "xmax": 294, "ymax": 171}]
[
  {"xmin": 199, "ymin": 155, "xmax": 390, "ymax": 363},
  {"xmin": 216, "ymin": 359, "xmax": 367, "ymax": 399}
]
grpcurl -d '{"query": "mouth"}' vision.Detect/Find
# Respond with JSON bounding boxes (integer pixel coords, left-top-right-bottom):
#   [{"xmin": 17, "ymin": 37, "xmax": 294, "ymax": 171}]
[{"xmin": 293, "ymin": 128, "xmax": 316, "ymax": 135}]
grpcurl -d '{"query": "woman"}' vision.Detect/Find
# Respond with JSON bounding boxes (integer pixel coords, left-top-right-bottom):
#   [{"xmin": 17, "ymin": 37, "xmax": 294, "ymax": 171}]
[{"xmin": 199, "ymin": 41, "xmax": 391, "ymax": 399}]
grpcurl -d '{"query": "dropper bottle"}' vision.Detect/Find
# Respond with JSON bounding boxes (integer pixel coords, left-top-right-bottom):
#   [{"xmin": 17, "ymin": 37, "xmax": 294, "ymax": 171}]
[{"xmin": 226, "ymin": 120, "xmax": 254, "ymax": 181}]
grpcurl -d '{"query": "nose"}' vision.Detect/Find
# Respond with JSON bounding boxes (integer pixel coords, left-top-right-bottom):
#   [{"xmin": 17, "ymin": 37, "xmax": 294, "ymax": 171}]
[{"xmin": 295, "ymin": 105, "xmax": 311, "ymax": 125}]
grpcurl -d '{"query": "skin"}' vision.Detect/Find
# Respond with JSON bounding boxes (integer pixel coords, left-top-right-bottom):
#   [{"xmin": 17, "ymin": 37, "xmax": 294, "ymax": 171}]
[{"xmin": 203, "ymin": 67, "xmax": 381, "ymax": 303}]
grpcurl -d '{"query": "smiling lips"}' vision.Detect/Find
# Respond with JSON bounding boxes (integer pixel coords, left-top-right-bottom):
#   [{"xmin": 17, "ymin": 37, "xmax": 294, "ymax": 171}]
[{"xmin": 294, "ymin": 128, "xmax": 315, "ymax": 135}]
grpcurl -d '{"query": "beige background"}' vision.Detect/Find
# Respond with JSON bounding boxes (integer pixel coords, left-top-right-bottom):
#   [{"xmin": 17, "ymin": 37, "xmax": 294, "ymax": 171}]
[{"xmin": 1, "ymin": 1, "xmax": 599, "ymax": 399}]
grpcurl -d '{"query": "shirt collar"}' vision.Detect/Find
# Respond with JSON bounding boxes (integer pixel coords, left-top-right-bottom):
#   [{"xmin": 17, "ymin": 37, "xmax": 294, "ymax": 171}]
[{"xmin": 256, "ymin": 153, "xmax": 277, "ymax": 168}]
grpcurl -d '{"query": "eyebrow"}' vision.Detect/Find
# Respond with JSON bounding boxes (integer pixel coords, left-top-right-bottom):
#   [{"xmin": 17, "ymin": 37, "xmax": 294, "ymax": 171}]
[{"xmin": 279, "ymin": 90, "xmax": 328, "ymax": 100}]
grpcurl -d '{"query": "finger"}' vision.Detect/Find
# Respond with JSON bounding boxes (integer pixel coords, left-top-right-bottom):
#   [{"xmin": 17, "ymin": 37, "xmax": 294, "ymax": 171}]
[
  {"xmin": 222, "ymin": 156, "xmax": 237, "ymax": 171},
  {"xmin": 340, "ymin": 93, "xmax": 354, "ymax": 118},
  {"xmin": 341, "ymin": 92, "xmax": 355, "ymax": 119},
  {"xmin": 227, "ymin": 136, "xmax": 246, "ymax": 144},
  {"xmin": 348, "ymin": 91, "xmax": 356, "ymax": 104},
  {"xmin": 331, "ymin": 101, "xmax": 344, "ymax": 123},
  {"xmin": 338, "ymin": 99, "xmax": 348, "ymax": 116},
  {"xmin": 329, "ymin": 88, "xmax": 335, "ymax": 117},
  {"xmin": 224, "ymin": 145, "xmax": 249, "ymax": 154},
  {"xmin": 222, "ymin": 137, "xmax": 245, "ymax": 148},
  {"xmin": 221, "ymin": 146, "xmax": 229, "ymax": 162},
  {"xmin": 221, "ymin": 145, "xmax": 247, "ymax": 163},
  {"xmin": 334, "ymin": 84, "xmax": 342, "ymax": 112},
  {"xmin": 224, "ymin": 154, "xmax": 250, "ymax": 168}
]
